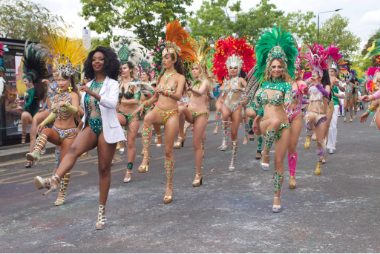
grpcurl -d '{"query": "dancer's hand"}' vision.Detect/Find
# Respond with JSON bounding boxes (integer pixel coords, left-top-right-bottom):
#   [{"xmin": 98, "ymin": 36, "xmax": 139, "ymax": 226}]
[
  {"xmin": 37, "ymin": 124, "xmax": 45, "ymax": 133},
  {"xmin": 133, "ymin": 105, "xmax": 144, "ymax": 117},
  {"xmin": 360, "ymin": 95, "xmax": 372, "ymax": 102},
  {"xmin": 360, "ymin": 112, "xmax": 369, "ymax": 123}
]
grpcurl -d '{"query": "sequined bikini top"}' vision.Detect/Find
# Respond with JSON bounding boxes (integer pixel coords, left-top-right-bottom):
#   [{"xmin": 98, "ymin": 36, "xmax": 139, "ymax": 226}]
[
  {"xmin": 256, "ymin": 81, "xmax": 291, "ymax": 107},
  {"xmin": 52, "ymin": 91, "xmax": 73, "ymax": 120},
  {"xmin": 119, "ymin": 81, "xmax": 138, "ymax": 100},
  {"xmin": 309, "ymin": 85, "xmax": 323, "ymax": 102}
]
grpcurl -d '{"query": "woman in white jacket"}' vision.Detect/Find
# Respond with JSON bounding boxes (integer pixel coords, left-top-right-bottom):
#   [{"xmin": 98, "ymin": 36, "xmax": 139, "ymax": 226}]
[{"xmin": 34, "ymin": 47, "xmax": 125, "ymax": 230}]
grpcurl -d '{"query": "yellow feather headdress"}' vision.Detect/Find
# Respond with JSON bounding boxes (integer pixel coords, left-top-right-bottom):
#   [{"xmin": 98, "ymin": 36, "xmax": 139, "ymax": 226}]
[{"xmin": 43, "ymin": 34, "xmax": 87, "ymax": 76}]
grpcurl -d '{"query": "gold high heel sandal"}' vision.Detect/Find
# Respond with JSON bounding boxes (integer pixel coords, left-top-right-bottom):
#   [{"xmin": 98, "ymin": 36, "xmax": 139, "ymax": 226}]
[
  {"xmin": 289, "ymin": 176, "xmax": 296, "ymax": 189},
  {"xmin": 54, "ymin": 173, "xmax": 70, "ymax": 206},
  {"xmin": 304, "ymin": 136, "xmax": 311, "ymax": 149},
  {"xmin": 34, "ymin": 174, "xmax": 60, "ymax": 195},
  {"xmin": 95, "ymin": 204, "xmax": 106, "ymax": 230},
  {"xmin": 314, "ymin": 161, "xmax": 321, "ymax": 175},
  {"xmin": 192, "ymin": 173, "xmax": 203, "ymax": 187}
]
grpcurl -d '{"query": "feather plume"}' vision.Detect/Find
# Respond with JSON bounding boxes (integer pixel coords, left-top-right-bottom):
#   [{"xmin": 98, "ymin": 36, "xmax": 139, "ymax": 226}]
[
  {"xmin": 212, "ymin": 36, "xmax": 255, "ymax": 82},
  {"xmin": 254, "ymin": 26, "xmax": 298, "ymax": 83},
  {"xmin": 23, "ymin": 43, "xmax": 49, "ymax": 83},
  {"xmin": 43, "ymin": 34, "xmax": 87, "ymax": 68},
  {"xmin": 165, "ymin": 20, "xmax": 197, "ymax": 62}
]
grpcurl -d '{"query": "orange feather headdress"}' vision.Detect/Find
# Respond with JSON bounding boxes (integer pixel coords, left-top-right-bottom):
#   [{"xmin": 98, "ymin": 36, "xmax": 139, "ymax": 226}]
[{"xmin": 162, "ymin": 20, "xmax": 196, "ymax": 63}]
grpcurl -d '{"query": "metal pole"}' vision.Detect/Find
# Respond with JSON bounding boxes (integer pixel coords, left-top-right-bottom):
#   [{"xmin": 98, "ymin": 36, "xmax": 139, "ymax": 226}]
[{"xmin": 317, "ymin": 14, "xmax": 320, "ymax": 43}]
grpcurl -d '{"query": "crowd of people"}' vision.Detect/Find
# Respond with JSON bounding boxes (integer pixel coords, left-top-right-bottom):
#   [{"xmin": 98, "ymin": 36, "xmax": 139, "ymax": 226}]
[{"xmin": 9, "ymin": 20, "xmax": 380, "ymax": 230}]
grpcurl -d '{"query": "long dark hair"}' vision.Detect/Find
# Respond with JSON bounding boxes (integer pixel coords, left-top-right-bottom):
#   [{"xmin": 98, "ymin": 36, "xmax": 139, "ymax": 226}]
[
  {"xmin": 83, "ymin": 46, "xmax": 120, "ymax": 80},
  {"xmin": 321, "ymin": 69, "xmax": 331, "ymax": 100}
]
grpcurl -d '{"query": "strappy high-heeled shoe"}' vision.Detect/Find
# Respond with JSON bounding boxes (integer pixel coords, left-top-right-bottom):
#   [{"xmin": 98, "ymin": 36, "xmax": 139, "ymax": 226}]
[
  {"xmin": 289, "ymin": 176, "xmax": 296, "ymax": 189},
  {"xmin": 54, "ymin": 173, "xmax": 70, "ymax": 206},
  {"xmin": 21, "ymin": 133, "xmax": 26, "ymax": 144},
  {"xmin": 304, "ymin": 136, "xmax": 311, "ymax": 149},
  {"xmin": 314, "ymin": 161, "xmax": 321, "ymax": 175},
  {"xmin": 155, "ymin": 134, "xmax": 162, "ymax": 148},
  {"xmin": 34, "ymin": 174, "xmax": 60, "ymax": 195},
  {"xmin": 192, "ymin": 173, "xmax": 203, "ymax": 187},
  {"xmin": 173, "ymin": 137, "xmax": 185, "ymax": 149},
  {"xmin": 123, "ymin": 170, "xmax": 132, "ymax": 183},
  {"xmin": 95, "ymin": 204, "xmax": 106, "ymax": 230},
  {"xmin": 260, "ymin": 153, "xmax": 270, "ymax": 171},
  {"xmin": 272, "ymin": 196, "xmax": 282, "ymax": 213}
]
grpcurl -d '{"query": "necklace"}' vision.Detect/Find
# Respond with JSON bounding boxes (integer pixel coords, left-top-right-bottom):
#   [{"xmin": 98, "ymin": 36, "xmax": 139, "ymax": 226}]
[{"xmin": 163, "ymin": 71, "xmax": 177, "ymax": 89}]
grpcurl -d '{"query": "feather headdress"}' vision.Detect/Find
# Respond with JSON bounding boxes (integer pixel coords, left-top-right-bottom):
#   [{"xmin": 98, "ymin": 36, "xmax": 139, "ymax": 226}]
[
  {"xmin": 195, "ymin": 37, "xmax": 211, "ymax": 68},
  {"xmin": 43, "ymin": 34, "xmax": 87, "ymax": 77},
  {"xmin": 163, "ymin": 20, "xmax": 197, "ymax": 63},
  {"xmin": 23, "ymin": 43, "xmax": 49, "ymax": 83},
  {"xmin": 304, "ymin": 43, "xmax": 328, "ymax": 77},
  {"xmin": 366, "ymin": 39, "xmax": 380, "ymax": 59},
  {"xmin": 326, "ymin": 44, "xmax": 342, "ymax": 72},
  {"xmin": 254, "ymin": 26, "xmax": 298, "ymax": 83},
  {"xmin": 213, "ymin": 36, "xmax": 255, "ymax": 82}
]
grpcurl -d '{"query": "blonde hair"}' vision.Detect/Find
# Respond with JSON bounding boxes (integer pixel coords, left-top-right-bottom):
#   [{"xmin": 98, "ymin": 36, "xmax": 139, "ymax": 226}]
[{"xmin": 264, "ymin": 59, "xmax": 291, "ymax": 82}]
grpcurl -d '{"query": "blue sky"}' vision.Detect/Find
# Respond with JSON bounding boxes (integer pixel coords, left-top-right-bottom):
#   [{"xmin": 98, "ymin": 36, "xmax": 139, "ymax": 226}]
[{"xmin": 34, "ymin": 0, "xmax": 380, "ymax": 51}]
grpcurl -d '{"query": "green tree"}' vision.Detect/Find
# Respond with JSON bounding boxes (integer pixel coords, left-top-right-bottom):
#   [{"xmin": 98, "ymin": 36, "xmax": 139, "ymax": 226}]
[
  {"xmin": 318, "ymin": 14, "xmax": 361, "ymax": 57},
  {"xmin": 278, "ymin": 12, "xmax": 317, "ymax": 45},
  {"xmin": 0, "ymin": 0, "xmax": 65, "ymax": 42},
  {"xmin": 188, "ymin": 0, "xmax": 234, "ymax": 40},
  {"xmin": 234, "ymin": 0, "xmax": 284, "ymax": 43},
  {"xmin": 80, "ymin": 0, "xmax": 193, "ymax": 48}
]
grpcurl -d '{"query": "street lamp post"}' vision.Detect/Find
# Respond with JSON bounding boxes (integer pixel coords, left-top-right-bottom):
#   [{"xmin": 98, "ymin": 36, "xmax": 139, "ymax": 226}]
[{"xmin": 317, "ymin": 8, "xmax": 342, "ymax": 43}]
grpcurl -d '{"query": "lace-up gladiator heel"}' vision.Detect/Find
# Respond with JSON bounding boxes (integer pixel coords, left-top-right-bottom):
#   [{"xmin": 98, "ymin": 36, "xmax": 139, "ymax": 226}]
[
  {"xmin": 26, "ymin": 134, "xmax": 48, "ymax": 163},
  {"xmin": 163, "ymin": 159, "xmax": 174, "ymax": 204},
  {"xmin": 54, "ymin": 173, "xmax": 70, "ymax": 206},
  {"xmin": 95, "ymin": 204, "xmax": 106, "ymax": 230},
  {"xmin": 228, "ymin": 141, "xmax": 237, "ymax": 171}
]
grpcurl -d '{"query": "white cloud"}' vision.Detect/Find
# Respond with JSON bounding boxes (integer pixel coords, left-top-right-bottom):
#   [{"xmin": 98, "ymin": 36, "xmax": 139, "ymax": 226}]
[{"xmin": 360, "ymin": 9, "xmax": 380, "ymax": 24}]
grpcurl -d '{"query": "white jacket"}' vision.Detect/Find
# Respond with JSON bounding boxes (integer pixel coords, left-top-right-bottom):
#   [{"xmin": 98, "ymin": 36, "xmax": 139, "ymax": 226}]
[{"xmin": 81, "ymin": 77, "xmax": 125, "ymax": 144}]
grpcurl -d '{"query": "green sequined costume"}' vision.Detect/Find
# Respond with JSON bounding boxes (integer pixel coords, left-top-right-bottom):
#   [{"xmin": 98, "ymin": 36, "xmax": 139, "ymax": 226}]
[{"xmin": 84, "ymin": 81, "xmax": 103, "ymax": 136}]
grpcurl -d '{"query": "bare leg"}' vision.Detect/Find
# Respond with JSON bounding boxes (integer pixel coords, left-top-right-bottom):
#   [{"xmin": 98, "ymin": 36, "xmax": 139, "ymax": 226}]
[
  {"xmin": 163, "ymin": 114, "xmax": 179, "ymax": 204},
  {"xmin": 174, "ymin": 105, "xmax": 186, "ymax": 149},
  {"xmin": 124, "ymin": 118, "xmax": 139, "ymax": 182},
  {"xmin": 229, "ymin": 107, "xmax": 242, "ymax": 170},
  {"xmin": 273, "ymin": 128, "xmax": 290, "ymax": 212},
  {"xmin": 192, "ymin": 114, "xmax": 208, "ymax": 186},
  {"xmin": 21, "ymin": 111, "xmax": 32, "ymax": 144},
  {"xmin": 29, "ymin": 110, "xmax": 49, "ymax": 152}
]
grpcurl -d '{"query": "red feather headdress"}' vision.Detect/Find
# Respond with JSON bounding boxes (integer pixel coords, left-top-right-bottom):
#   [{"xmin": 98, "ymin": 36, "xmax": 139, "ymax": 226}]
[{"xmin": 212, "ymin": 37, "xmax": 255, "ymax": 82}]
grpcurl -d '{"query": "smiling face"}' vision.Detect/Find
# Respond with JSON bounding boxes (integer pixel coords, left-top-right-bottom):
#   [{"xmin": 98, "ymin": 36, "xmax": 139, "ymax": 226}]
[
  {"xmin": 92, "ymin": 51, "xmax": 105, "ymax": 73},
  {"xmin": 228, "ymin": 65, "xmax": 239, "ymax": 77},
  {"xmin": 270, "ymin": 59, "xmax": 284, "ymax": 79}
]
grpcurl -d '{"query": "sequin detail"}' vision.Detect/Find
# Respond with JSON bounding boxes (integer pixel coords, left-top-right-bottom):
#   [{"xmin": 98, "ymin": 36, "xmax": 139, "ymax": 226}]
[{"xmin": 84, "ymin": 81, "xmax": 103, "ymax": 136}]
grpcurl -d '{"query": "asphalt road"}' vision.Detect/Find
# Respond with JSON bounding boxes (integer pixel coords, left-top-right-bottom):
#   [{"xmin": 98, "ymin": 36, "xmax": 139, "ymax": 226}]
[{"xmin": 0, "ymin": 114, "xmax": 379, "ymax": 252}]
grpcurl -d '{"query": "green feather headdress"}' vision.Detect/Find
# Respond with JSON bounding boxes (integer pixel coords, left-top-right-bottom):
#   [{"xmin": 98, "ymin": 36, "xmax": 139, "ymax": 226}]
[{"xmin": 254, "ymin": 26, "xmax": 298, "ymax": 83}]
